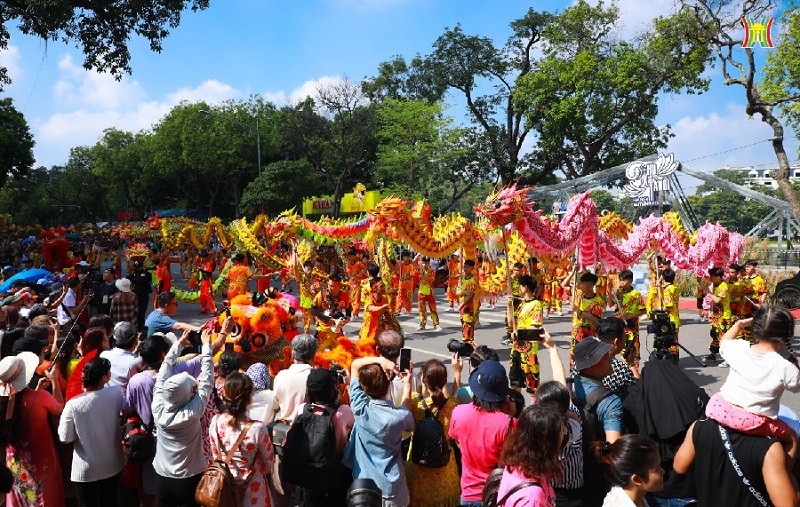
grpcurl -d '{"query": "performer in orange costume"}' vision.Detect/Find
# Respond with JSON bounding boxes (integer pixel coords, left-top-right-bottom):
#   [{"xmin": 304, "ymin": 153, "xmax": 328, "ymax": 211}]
[
  {"xmin": 345, "ymin": 249, "xmax": 368, "ymax": 318},
  {"xmin": 415, "ymin": 255, "xmax": 441, "ymax": 331},
  {"xmin": 446, "ymin": 253, "xmax": 460, "ymax": 310},
  {"xmin": 197, "ymin": 250, "xmax": 216, "ymax": 314},
  {"xmin": 312, "ymin": 274, "xmax": 351, "ymax": 351},
  {"xmin": 394, "ymin": 251, "xmax": 417, "ymax": 314}
]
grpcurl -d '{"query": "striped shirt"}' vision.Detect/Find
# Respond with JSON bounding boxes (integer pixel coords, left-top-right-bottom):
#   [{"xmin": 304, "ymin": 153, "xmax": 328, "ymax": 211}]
[{"xmin": 554, "ymin": 405, "xmax": 584, "ymax": 490}]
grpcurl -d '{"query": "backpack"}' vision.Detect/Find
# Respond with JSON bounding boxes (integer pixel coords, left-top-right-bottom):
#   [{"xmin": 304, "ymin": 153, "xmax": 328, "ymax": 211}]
[
  {"xmin": 121, "ymin": 414, "xmax": 154, "ymax": 463},
  {"xmin": 482, "ymin": 467, "xmax": 540, "ymax": 507},
  {"xmin": 281, "ymin": 404, "xmax": 340, "ymax": 494},
  {"xmin": 410, "ymin": 397, "xmax": 450, "ymax": 468},
  {"xmin": 572, "ymin": 383, "xmax": 615, "ymax": 507},
  {"xmin": 195, "ymin": 421, "xmax": 251, "ymax": 507}
]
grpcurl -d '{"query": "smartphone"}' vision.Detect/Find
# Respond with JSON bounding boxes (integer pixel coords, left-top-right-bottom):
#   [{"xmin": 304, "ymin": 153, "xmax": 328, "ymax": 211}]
[
  {"xmin": 516, "ymin": 327, "xmax": 544, "ymax": 342},
  {"xmin": 399, "ymin": 348, "xmax": 411, "ymax": 372}
]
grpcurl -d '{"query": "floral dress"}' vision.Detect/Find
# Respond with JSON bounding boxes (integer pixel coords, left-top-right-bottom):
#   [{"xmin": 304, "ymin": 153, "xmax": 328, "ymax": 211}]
[
  {"xmin": 404, "ymin": 393, "xmax": 461, "ymax": 507},
  {"xmin": 208, "ymin": 415, "xmax": 274, "ymax": 507},
  {"xmin": 6, "ymin": 389, "xmax": 64, "ymax": 507}
]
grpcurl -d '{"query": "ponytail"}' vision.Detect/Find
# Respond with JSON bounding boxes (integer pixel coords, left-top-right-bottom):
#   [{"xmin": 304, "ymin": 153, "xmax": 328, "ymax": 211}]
[{"xmin": 590, "ymin": 434, "xmax": 659, "ymax": 487}]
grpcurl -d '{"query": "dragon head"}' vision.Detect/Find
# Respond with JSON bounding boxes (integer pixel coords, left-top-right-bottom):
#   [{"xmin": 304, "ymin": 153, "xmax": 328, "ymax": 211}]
[
  {"xmin": 475, "ymin": 183, "xmax": 533, "ymax": 228},
  {"xmin": 369, "ymin": 197, "xmax": 411, "ymax": 223}
]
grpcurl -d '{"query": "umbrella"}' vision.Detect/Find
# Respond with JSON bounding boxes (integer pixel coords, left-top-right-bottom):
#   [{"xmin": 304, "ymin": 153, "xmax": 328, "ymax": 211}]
[
  {"xmin": 65, "ymin": 233, "xmax": 81, "ymax": 241},
  {"xmin": 0, "ymin": 268, "xmax": 51, "ymax": 293},
  {"xmin": 20, "ymin": 236, "xmax": 36, "ymax": 245}
]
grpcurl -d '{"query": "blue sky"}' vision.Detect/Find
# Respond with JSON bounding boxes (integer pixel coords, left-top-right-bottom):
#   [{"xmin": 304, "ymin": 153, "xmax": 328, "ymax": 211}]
[{"xmin": 0, "ymin": 0, "xmax": 797, "ymax": 196}]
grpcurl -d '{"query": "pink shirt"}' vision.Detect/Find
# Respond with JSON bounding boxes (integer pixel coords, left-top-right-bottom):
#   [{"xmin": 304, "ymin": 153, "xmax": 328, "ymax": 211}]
[
  {"xmin": 497, "ymin": 467, "xmax": 555, "ymax": 507},
  {"xmin": 292, "ymin": 403, "xmax": 355, "ymax": 454},
  {"xmin": 448, "ymin": 403, "xmax": 515, "ymax": 501}
]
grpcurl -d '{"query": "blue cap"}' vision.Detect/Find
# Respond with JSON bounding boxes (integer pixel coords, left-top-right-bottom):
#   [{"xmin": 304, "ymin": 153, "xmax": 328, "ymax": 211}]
[{"xmin": 469, "ymin": 360, "xmax": 509, "ymax": 403}]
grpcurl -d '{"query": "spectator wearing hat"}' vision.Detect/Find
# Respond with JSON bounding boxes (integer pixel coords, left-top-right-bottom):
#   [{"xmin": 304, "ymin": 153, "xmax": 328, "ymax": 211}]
[
  {"xmin": 58, "ymin": 356, "xmax": 125, "ymax": 506},
  {"xmin": 144, "ymin": 291, "xmax": 199, "ymax": 338},
  {"xmin": 110, "ymin": 278, "xmax": 138, "ymax": 329},
  {"xmin": 448, "ymin": 359, "xmax": 516, "ymax": 507},
  {"xmin": 245, "ymin": 363, "xmax": 276, "ymax": 423},
  {"xmin": 13, "ymin": 325, "xmax": 49, "ymax": 389},
  {"xmin": 95, "ymin": 267, "xmax": 118, "ymax": 316},
  {"xmin": 151, "ymin": 328, "xmax": 214, "ymax": 506},
  {"xmin": 1, "ymin": 351, "xmax": 64, "ymax": 507},
  {"xmin": 130, "ymin": 260, "xmax": 153, "ymax": 330},
  {"xmin": 100, "ymin": 321, "xmax": 142, "ymax": 391},
  {"xmin": 344, "ymin": 355, "xmax": 414, "ymax": 507},
  {"xmin": 573, "ymin": 338, "xmax": 623, "ymax": 444}
]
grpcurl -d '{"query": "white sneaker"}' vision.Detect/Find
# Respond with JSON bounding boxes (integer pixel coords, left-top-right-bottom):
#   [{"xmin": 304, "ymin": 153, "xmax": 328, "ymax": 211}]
[
  {"xmin": 432, "ymin": 325, "xmax": 442, "ymax": 332},
  {"xmin": 415, "ymin": 325, "xmax": 426, "ymax": 331},
  {"xmin": 543, "ymin": 313, "xmax": 550, "ymax": 319},
  {"xmin": 719, "ymin": 361, "xmax": 729, "ymax": 368},
  {"xmin": 446, "ymin": 307, "xmax": 454, "ymax": 312},
  {"xmin": 500, "ymin": 338, "xmax": 512, "ymax": 347}
]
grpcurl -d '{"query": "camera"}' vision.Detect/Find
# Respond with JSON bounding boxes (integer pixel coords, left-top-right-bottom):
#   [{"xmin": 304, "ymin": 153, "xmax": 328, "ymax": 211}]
[
  {"xmin": 329, "ymin": 363, "xmax": 347, "ymax": 385},
  {"xmin": 187, "ymin": 330, "xmax": 202, "ymax": 346},
  {"xmin": 447, "ymin": 338, "xmax": 475, "ymax": 358},
  {"xmin": 647, "ymin": 310, "xmax": 677, "ymax": 362}
]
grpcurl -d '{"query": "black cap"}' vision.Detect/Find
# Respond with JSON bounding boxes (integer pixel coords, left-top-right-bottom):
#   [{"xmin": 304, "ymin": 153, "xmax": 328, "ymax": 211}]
[
  {"xmin": 12, "ymin": 336, "xmax": 47, "ymax": 356},
  {"xmin": 307, "ymin": 368, "xmax": 336, "ymax": 398}
]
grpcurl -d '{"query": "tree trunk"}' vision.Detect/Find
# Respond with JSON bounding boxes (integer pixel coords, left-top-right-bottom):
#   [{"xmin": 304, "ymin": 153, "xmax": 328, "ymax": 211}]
[{"xmin": 761, "ymin": 112, "xmax": 800, "ymax": 220}]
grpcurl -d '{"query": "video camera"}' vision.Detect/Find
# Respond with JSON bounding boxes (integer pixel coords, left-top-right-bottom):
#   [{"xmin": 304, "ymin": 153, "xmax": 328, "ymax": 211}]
[
  {"xmin": 647, "ymin": 310, "xmax": 678, "ymax": 362},
  {"xmin": 329, "ymin": 363, "xmax": 347, "ymax": 385},
  {"xmin": 447, "ymin": 338, "xmax": 475, "ymax": 358}
]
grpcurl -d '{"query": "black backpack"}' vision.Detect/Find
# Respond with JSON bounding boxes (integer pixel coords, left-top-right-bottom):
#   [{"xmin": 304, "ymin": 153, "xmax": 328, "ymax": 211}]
[
  {"xmin": 281, "ymin": 404, "xmax": 340, "ymax": 494},
  {"xmin": 410, "ymin": 397, "xmax": 450, "ymax": 468},
  {"xmin": 573, "ymin": 384, "xmax": 615, "ymax": 507},
  {"xmin": 121, "ymin": 414, "xmax": 155, "ymax": 462}
]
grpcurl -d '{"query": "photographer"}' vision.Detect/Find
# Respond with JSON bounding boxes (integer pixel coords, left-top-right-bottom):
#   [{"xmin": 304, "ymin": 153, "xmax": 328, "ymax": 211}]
[{"xmin": 144, "ymin": 291, "xmax": 199, "ymax": 338}]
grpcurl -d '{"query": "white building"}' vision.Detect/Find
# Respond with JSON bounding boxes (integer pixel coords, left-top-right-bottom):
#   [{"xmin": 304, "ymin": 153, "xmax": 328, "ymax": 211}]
[{"xmin": 724, "ymin": 165, "xmax": 800, "ymax": 188}]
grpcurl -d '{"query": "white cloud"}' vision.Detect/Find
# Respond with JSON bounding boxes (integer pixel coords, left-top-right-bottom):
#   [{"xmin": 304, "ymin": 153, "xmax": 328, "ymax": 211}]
[
  {"xmin": 667, "ymin": 102, "xmax": 800, "ymax": 178},
  {"xmin": 578, "ymin": 0, "xmax": 679, "ymax": 38},
  {"xmin": 262, "ymin": 75, "xmax": 354, "ymax": 107},
  {"xmin": 32, "ymin": 54, "xmax": 245, "ymax": 166},
  {"xmin": 0, "ymin": 45, "xmax": 24, "ymax": 83}
]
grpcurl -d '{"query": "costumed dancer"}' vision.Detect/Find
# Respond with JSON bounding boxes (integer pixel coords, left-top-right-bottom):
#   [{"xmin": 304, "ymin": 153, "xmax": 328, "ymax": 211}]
[
  {"xmin": 293, "ymin": 259, "xmax": 316, "ymax": 334},
  {"xmin": 571, "ymin": 271, "xmax": 605, "ymax": 358},
  {"xmin": 197, "ymin": 250, "xmax": 217, "ymax": 315},
  {"xmin": 395, "ymin": 251, "xmax": 417, "ymax": 315},
  {"xmin": 509, "ymin": 275, "xmax": 544, "ymax": 393},
  {"xmin": 502, "ymin": 262, "xmax": 524, "ymax": 347},
  {"xmin": 446, "ymin": 253, "xmax": 460, "ymax": 310},
  {"xmin": 741, "ymin": 260, "xmax": 768, "ymax": 335},
  {"xmin": 727, "ymin": 264, "xmax": 745, "ymax": 333},
  {"xmin": 226, "ymin": 252, "xmax": 269, "ymax": 301},
  {"xmin": 345, "ymin": 249, "xmax": 368, "ymax": 318},
  {"xmin": 545, "ymin": 264, "xmax": 568, "ymax": 316},
  {"xmin": 414, "ymin": 255, "xmax": 441, "ymax": 331},
  {"xmin": 614, "ymin": 269, "xmax": 646, "ymax": 374},
  {"xmin": 359, "ymin": 265, "xmax": 399, "ymax": 344},
  {"xmin": 153, "ymin": 250, "xmax": 179, "ymax": 304},
  {"xmin": 458, "ymin": 259, "xmax": 479, "ymax": 344},
  {"xmin": 528, "ymin": 258, "xmax": 545, "ymax": 302},
  {"xmin": 311, "ymin": 274, "xmax": 351, "ymax": 352},
  {"xmin": 661, "ymin": 268, "xmax": 681, "ymax": 360},
  {"xmin": 646, "ymin": 256, "xmax": 670, "ymax": 313},
  {"xmin": 706, "ymin": 267, "xmax": 731, "ymax": 364}
]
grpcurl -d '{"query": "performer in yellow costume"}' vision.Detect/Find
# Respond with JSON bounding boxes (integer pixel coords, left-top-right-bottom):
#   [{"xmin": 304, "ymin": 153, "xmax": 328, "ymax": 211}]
[{"xmin": 509, "ymin": 275, "xmax": 544, "ymax": 393}]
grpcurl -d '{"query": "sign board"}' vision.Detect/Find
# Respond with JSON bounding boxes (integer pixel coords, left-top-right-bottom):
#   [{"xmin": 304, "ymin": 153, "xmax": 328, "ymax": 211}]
[
  {"xmin": 302, "ymin": 188, "xmax": 381, "ymax": 217},
  {"xmin": 622, "ymin": 153, "xmax": 678, "ymax": 208}
]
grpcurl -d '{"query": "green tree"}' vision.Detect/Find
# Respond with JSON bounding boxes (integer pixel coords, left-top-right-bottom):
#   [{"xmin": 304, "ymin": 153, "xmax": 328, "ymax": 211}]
[
  {"xmin": 688, "ymin": 0, "xmax": 800, "ymax": 219},
  {"xmin": 239, "ymin": 159, "xmax": 323, "ymax": 218},
  {"xmin": 0, "ymin": 0, "xmax": 209, "ymax": 89},
  {"xmin": 0, "ymin": 166, "xmax": 57, "ymax": 225},
  {"xmin": 515, "ymin": 0, "xmax": 712, "ymax": 179},
  {"xmin": 0, "ymin": 98, "xmax": 34, "ymax": 186},
  {"xmin": 363, "ymin": 8, "xmax": 554, "ymax": 185}
]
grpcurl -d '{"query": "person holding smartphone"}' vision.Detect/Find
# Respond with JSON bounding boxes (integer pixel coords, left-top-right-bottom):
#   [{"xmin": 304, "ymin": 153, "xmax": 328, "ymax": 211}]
[{"xmin": 508, "ymin": 275, "xmax": 544, "ymax": 394}]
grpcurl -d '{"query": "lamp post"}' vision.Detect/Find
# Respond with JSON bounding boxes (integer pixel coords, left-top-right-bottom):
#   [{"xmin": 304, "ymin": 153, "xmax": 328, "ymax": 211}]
[{"xmin": 199, "ymin": 109, "xmax": 262, "ymax": 177}]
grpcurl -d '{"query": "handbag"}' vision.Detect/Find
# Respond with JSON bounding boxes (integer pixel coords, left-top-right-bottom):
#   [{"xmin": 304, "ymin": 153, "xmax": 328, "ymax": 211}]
[
  {"xmin": 267, "ymin": 420, "xmax": 290, "ymax": 457},
  {"xmin": 195, "ymin": 421, "xmax": 252, "ymax": 507}
]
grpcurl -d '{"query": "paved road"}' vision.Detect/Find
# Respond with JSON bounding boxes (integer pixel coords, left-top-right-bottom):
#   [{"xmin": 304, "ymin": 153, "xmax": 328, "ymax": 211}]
[{"xmin": 163, "ymin": 281, "xmax": 800, "ymax": 415}]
